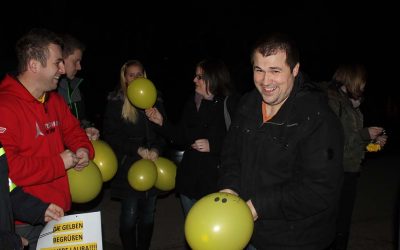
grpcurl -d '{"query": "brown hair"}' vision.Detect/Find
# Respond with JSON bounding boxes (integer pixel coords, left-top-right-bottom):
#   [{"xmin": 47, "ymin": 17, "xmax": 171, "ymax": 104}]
[
  {"xmin": 16, "ymin": 28, "xmax": 63, "ymax": 73},
  {"xmin": 333, "ymin": 64, "xmax": 367, "ymax": 100}
]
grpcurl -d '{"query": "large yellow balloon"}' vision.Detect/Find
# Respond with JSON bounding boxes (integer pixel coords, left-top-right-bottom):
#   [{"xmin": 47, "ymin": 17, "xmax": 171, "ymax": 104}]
[
  {"xmin": 127, "ymin": 159, "xmax": 157, "ymax": 191},
  {"xmin": 185, "ymin": 192, "xmax": 254, "ymax": 250},
  {"xmin": 68, "ymin": 161, "xmax": 103, "ymax": 203},
  {"xmin": 91, "ymin": 140, "xmax": 118, "ymax": 182},
  {"xmin": 127, "ymin": 77, "xmax": 157, "ymax": 109},
  {"xmin": 154, "ymin": 157, "xmax": 177, "ymax": 191}
]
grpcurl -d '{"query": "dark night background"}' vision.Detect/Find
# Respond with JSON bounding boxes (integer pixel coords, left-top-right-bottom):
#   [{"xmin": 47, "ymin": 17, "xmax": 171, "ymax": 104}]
[{"xmin": 1, "ymin": 1, "xmax": 399, "ymax": 150}]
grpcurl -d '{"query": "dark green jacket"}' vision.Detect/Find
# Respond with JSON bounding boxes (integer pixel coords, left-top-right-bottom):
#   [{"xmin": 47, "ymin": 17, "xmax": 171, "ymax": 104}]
[{"xmin": 327, "ymin": 84, "xmax": 370, "ymax": 172}]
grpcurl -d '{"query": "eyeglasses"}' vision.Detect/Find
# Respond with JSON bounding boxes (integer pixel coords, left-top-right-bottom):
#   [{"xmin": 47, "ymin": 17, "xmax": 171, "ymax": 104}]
[{"xmin": 195, "ymin": 74, "xmax": 204, "ymax": 80}]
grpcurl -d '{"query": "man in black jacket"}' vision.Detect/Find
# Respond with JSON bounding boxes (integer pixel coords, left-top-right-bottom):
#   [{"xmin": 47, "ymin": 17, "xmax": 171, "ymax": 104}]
[
  {"xmin": 219, "ymin": 33, "xmax": 344, "ymax": 250},
  {"xmin": 0, "ymin": 143, "xmax": 64, "ymax": 250}
]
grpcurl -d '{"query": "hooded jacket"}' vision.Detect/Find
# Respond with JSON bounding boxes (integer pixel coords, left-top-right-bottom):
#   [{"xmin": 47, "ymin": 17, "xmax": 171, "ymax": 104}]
[
  {"xmin": 219, "ymin": 74, "xmax": 344, "ymax": 249},
  {"xmin": 0, "ymin": 74, "xmax": 94, "ymax": 213}
]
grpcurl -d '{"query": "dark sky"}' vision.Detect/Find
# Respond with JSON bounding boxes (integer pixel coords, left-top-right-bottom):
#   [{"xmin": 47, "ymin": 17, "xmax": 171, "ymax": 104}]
[{"xmin": 0, "ymin": 1, "xmax": 398, "ymax": 130}]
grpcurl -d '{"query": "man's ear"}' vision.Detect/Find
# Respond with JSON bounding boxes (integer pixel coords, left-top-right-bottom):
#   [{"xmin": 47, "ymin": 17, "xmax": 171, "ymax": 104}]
[
  {"xmin": 28, "ymin": 59, "xmax": 39, "ymax": 73},
  {"xmin": 292, "ymin": 63, "xmax": 300, "ymax": 77}
]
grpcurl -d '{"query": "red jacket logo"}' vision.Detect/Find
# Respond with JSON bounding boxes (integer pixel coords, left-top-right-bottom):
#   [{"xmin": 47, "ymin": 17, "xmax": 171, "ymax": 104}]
[{"xmin": 35, "ymin": 121, "xmax": 60, "ymax": 138}]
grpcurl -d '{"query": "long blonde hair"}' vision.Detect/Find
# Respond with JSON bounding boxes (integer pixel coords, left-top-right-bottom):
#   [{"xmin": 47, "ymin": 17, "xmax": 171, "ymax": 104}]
[{"xmin": 120, "ymin": 60, "xmax": 147, "ymax": 123}]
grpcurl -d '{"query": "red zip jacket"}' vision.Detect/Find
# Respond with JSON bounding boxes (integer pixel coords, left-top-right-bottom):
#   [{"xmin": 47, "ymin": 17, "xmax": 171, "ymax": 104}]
[{"xmin": 0, "ymin": 74, "xmax": 94, "ymax": 216}]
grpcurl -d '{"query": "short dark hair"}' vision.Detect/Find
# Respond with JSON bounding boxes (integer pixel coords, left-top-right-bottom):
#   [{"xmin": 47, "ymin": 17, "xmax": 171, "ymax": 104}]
[
  {"xmin": 15, "ymin": 28, "xmax": 63, "ymax": 73},
  {"xmin": 251, "ymin": 32, "xmax": 299, "ymax": 70},
  {"xmin": 59, "ymin": 33, "xmax": 85, "ymax": 59}
]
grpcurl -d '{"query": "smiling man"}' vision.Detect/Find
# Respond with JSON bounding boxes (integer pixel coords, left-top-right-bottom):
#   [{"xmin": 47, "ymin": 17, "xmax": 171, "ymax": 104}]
[
  {"xmin": 0, "ymin": 28, "xmax": 94, "ymax": 250},
  {"xmin": 219, "ymin": 33, "xmax": 344, "ymax": 250}
]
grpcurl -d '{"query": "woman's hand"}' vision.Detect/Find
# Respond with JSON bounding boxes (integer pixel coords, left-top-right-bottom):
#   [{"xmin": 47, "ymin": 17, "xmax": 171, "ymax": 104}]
[
  {"xmin": 148, "ymin": 148, "xmax": 159, "ymax": 161},
  {"xmin": 375, "ymin": 135, "xmax": 388, "ymax": 147},
  {"xmin": 137, "ymin": 147, "xmax": 159, "ymax": 161},
  {"xmin": 368, "ymin": 126, "xmax": 384, "ymax": 140},
  {"xmin": 191, "ymin": 139, "xmax": 210, "ymax": 152},
  {"xmin": 145, "ymin": 108, "xmax": 163, "ymax": 126}
]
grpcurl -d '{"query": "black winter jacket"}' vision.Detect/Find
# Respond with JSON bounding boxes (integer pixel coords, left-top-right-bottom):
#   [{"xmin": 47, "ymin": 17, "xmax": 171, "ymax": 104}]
[
  {"xmin": 157, "ymin": 94, "xmax": 239, "ymax": 199},
  {"xmin": 103, "ymin": 91, "xmax": 166, "ymax": 199},
  {"xmin": 219, "ymin": 76, "xmax": 344, "ymax": 249},
  {"xmin": 1, "ymin": 143, "xmax": 48, "ymax": 250}
]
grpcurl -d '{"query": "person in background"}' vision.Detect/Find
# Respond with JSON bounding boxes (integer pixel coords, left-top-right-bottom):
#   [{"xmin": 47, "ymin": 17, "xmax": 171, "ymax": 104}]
[
  {"xmin": 146, "ymin": 58, "xmax": 239, "ymax": 216},
  {"xmin": 327, "ymin": 63, "xmax": 387, "ymax": 250},
  {"xmin": 217, "ymin": 33, "xmax": 344, "ymax": 250},
  {"xmin": 58, "ymin": 33, "xmax": 99, "ymax": 140},
  {"xmin": 1, "ymin": 142, "xmax": 64, "ymax": 250},
  {"xmin": 0, "ymin": 28, "xmax": 94, "ymax": 250},
  {"xmin": 103, "ymin": 60, "xmax": 166, "ymax": 250}
]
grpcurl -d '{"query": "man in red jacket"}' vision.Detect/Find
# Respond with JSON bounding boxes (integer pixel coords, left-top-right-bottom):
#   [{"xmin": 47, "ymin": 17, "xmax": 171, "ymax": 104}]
[{"xmin": 0, "ymin": 28, "xmax": 94, "ymax": 250}]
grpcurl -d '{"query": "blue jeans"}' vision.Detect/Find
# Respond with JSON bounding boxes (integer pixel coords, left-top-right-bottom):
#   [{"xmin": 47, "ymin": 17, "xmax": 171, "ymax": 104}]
[
  {"xmin": 180, "ymin": 194, "xmax": 197, "ymax": 217},
  {"xmin": 180, "ymin": 194, "xmax": 197, "ymax": 249},
  {"xmin": 119, "ymin": 195, "xmax": 157, "ymax": 250}
]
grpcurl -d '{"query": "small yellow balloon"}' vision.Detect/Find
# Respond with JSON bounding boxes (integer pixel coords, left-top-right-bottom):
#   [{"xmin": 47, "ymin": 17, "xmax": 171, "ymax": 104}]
[
  {"xmin": 127, "ymin": 159, "xmax": 157, "ymax": 191},
  {"xmin": 154, "ymin": 157, "xmax": 177, "ymax": 191},
  {"xmin": 127, "ymin": 77, "xmax": 157, "ymax": 109},
  {"xmin": 91, "ymin": 140, "xmax": 118, "ymax": 182},
  {"xmin": 185, "ymin": 192, "xmax": 254, "ymax": 250},
  {"xmin": 68, "ymin": 161, "xmax": 103, "ymax": 203}
]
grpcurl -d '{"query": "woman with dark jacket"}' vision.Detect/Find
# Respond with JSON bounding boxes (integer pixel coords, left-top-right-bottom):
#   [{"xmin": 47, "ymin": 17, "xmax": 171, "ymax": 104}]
[
  {"xmin": 103, "ymin": 60, "xmax": 165, "ymax": 250},
  {"xmin": 327, "ymin": 64, "xmax": 387, "ymax": 250},
  {"xmin": 145, "ymin": 59, "xmax": 239, "ymax": 216}
]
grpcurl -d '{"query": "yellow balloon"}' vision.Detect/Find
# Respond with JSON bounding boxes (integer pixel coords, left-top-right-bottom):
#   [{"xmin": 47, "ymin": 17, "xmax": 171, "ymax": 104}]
[
  {"xmin": 68, "ymin": 161, "xmax": 103, "ymax": 203},
  {"xmin": 154, "ymin": 157, "xmax": 177, "ymax": 191},
  {"xmin": 91, "ymin": 140, "xmax": 118, "ymax": 182},
  {"xmin": 127, "ymin": 159, "xmax": 157, "ymax": 191},
  {"xmin": 185, "ymin": 192, "xmax": 254, "ymax": 250},
  {"xmin": 127, "ymin": 77, "xmax": 157, "ymax": 109}
]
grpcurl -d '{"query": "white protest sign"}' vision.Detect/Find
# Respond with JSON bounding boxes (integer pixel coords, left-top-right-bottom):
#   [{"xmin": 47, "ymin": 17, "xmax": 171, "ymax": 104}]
[{"xmin": 37, "ymin": 211, "xmax": 102, "ymax": 250}]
